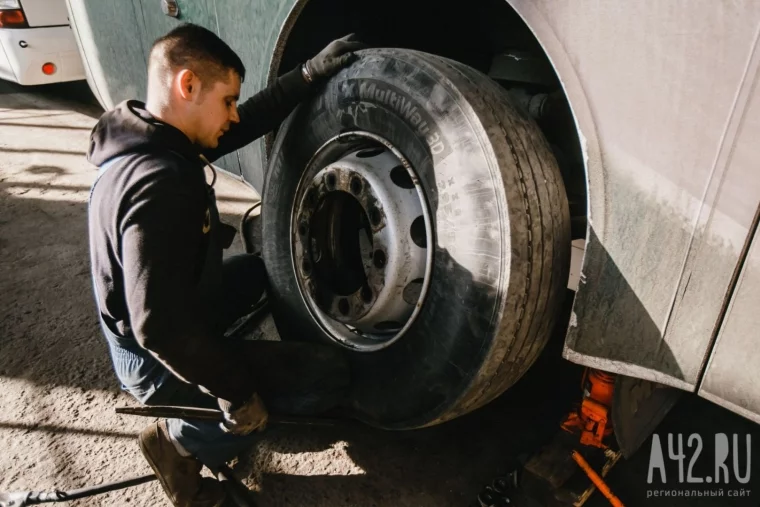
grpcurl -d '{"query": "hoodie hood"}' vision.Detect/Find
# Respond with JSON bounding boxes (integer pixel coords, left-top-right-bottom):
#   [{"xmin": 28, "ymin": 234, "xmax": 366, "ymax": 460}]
[{"xmin": 87, "ymin": 100, "xmax": 200, "ymax": 167}]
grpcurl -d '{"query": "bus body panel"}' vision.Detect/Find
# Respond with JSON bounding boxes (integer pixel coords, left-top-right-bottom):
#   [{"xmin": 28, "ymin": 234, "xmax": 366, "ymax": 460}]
[{"xmin": 507, "ymin": 1, "xmax": 760, "ymax": 399}]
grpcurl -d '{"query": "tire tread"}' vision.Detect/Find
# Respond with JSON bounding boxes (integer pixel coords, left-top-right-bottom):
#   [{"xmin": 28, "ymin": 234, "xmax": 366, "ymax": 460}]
[{"xmin": 411, "ymin": 52, "xmax": 571, "ymax": 416}]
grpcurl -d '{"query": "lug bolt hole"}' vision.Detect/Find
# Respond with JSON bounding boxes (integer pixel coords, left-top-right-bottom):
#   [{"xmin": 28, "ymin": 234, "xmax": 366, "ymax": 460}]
[
  {"xmin": 361, "ymin": 286, "xmax": 373, "ymax": 303},
  {"xmin": 410, "ymin": 216, "xmax": 426, "ymax": 248},
  {"xmin": 373, "ymin": 249, "xmax": 386, "ymax": 269},
  {"xmin": 356, "ymin": 147, "xmax": 384, "ymax": 158},
  {"xmin": 390, "ymin": 165, "xmax": 415, "ymax": 189},
  {"xmin": 298, "ymin": 222, "xmax": 308, "ymax": 236},
  {"xmin": 350, "ymin": 176, "xmax": 363, "ymax": 195},
  {"xmin": 338, "ymin": 298, "xmax": 350, "ymax": 315},
  {"xmin": 302, "ymin": 259, "xmax": 311, "ymax": 274},
  {"xmin": 369, "ymin": 207, "xmax": 381, "ymax": 226},
  {"xmin": 375, "ymin": 320, "xmax": 402, "ymax": 331},
  {"xmin": 403, "ymin": 278, "xmax": 424, "ymax": 305},
  {"xmin": 325, "ymin": 173, "xmax": 337, "ymax": 189}
]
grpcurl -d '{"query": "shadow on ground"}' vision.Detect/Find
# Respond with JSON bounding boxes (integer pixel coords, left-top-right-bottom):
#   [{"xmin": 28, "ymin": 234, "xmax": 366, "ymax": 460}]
[
  {"xmin": 0, "ymin": 80, "xmax": 102, "ymax": 119},
  {"xmin": 234, "ymin": 292, "xmax": 583, "ymax": 507}
]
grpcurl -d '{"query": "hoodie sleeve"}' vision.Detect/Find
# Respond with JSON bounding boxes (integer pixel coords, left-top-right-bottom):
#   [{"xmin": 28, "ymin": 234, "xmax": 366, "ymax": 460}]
[
  {"xmin": 203, "ymin": 66, "xmax": 312, "ymax": 162},
  {"xmin": 119, "ymin": 173, "xmax": 256, "ymax": 405}
]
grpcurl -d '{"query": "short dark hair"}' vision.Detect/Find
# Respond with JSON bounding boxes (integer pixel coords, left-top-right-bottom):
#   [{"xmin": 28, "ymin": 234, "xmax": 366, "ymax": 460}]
[{"xmin": 149, "ymin": 23, "xmax": 246, "ymax": 85}]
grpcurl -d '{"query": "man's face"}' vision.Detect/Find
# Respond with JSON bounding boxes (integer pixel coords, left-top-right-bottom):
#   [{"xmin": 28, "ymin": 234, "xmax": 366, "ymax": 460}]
[{"xmin": 190, "ymin": 69, "xmax": 241, "ymax": 149}]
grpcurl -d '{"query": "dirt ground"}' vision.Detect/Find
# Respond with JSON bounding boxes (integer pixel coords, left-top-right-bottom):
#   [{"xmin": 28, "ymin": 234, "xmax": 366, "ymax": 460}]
[{"xmin": 2, "ymin": 80, "xmax": 759, "ymax": 507}]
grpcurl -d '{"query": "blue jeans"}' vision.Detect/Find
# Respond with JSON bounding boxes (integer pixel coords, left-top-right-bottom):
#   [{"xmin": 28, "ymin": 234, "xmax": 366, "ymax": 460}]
[
  {"xmin": 104, "ymin": 254, "xmax": 351, "ymax": 469},
  {"xmin": 143, "ymin": 340, "xmax": 350, "ymax": 468}
]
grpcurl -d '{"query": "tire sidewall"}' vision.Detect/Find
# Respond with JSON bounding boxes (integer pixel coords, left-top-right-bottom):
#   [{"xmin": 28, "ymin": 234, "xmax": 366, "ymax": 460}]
[{"xmin": 263, "ymin": 51, "xmax": 511, "ymax": 428}]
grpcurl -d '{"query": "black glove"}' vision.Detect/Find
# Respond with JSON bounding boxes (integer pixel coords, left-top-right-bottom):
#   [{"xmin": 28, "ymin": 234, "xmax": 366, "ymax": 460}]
[
  {"xmin": 304, "ymin": 34, "xmax": 366, "ymax": 82},
  {"xmin": 218, "ymin": 393, "xmax": 269, "ymax": 435}
]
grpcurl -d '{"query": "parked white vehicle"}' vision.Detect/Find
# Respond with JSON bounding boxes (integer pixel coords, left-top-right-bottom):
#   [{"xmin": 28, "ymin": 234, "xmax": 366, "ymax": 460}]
[{"xmin": 0, "ymin": 0, "xmax": 84, "ymax": 85}]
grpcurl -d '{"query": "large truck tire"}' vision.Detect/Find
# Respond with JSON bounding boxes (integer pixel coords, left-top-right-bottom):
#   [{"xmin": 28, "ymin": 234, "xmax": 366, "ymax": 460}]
[{"xmin": 261, "ymin": 49, "xmax": 570, "ymax": 429}]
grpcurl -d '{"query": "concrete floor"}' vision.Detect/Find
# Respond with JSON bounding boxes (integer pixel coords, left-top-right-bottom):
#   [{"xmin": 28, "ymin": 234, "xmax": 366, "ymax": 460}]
[{"xmin": 1, "ymin": 79, "xmax": 758, "ymax": 507}]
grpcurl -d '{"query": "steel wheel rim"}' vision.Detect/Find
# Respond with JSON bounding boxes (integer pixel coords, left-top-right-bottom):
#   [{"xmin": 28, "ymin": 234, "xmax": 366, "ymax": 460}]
[{"xmin": 290, "ymin": 131, "xmax": 433, "ymax": 351}]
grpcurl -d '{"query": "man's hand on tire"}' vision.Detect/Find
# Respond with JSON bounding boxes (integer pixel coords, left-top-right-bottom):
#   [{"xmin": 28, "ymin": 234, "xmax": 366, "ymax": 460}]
[
  {"xmin": 304, "ymin": 34, "xmax": 366, "ymax": 82},
  {"xmin": 218, "ymin": 393, "xmax": 269, "ymax": 435}
]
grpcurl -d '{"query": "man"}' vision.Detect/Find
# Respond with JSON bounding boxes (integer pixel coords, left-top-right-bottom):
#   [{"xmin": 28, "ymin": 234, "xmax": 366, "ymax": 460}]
[{"xmin": 87, "ymin": 24, "xmax": 363, "ymax": 506}]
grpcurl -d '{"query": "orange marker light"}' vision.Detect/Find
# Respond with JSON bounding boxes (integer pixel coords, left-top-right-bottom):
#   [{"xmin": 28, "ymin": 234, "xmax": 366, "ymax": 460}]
[
  {"xmin": 0, "ymin": 9, "xmax": 28, "ymax": 28},
  {"xmin": 42, "ymin": 63, "xmax": 57, "ymax": 75}
]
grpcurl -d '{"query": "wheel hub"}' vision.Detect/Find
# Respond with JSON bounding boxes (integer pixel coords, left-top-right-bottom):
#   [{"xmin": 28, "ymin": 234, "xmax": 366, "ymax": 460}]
[{"xmin": 291, "ymin": 134, "xmax": 432, "ymax": 351}]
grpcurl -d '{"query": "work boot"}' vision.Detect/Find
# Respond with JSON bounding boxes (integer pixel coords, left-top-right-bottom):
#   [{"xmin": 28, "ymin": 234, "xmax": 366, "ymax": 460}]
[{"xmin": 138, "ymin": 420, "xmax": 227, "ymax": 507}]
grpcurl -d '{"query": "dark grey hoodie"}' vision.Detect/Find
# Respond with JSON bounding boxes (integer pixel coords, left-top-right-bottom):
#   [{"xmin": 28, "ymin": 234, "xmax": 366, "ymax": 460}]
[{"xmin": 87, "ymin": 67, "xmax": 310, "ymax": 405}]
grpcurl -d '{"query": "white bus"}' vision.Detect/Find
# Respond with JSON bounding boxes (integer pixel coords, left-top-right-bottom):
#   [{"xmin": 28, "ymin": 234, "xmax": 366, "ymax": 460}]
[{"xmin": 0, "ymin": 0, "xmax": 84, "ymax": 85}]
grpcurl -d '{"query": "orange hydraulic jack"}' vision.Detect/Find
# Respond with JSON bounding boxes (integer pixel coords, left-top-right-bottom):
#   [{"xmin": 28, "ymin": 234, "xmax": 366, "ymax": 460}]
[
  {"xmin": 561, "ymin": 368, "xmax": 616, "ymax": 449},
  {"xmin": 560, "ymin": 368, "xmax": 625, "ymax": 507}
]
